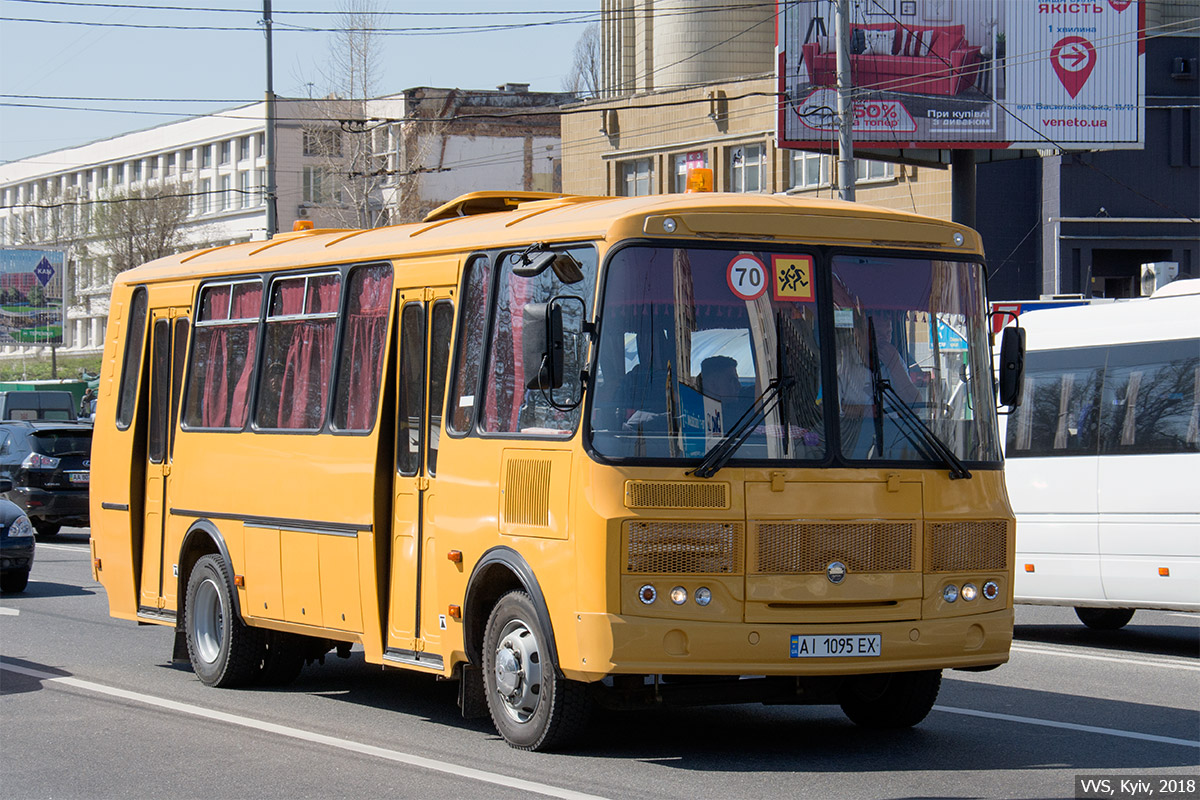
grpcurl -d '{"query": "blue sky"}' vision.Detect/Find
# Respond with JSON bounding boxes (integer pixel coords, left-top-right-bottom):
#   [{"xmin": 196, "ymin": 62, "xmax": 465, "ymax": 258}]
[{"xmin": 0, "ymin": 1, "xmax": 593, "ymax": 165}]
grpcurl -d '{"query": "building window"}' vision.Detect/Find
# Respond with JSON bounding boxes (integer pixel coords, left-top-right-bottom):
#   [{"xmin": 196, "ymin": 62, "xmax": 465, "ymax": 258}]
[
  {"xmin": 729, "ymin": 144, "xmax": 765, "ymax": 193},
  {"xmin": 672, "ymin": 151, "xmax": 708, "ymax": 193},
  {"xmin": 131, "ymin": 160, "xmax": 142, "ymax": 182},
  {"xmin": 183, "ymin": 150, "xmax": 194, "ymax": 172},
  {"xmin": 219, "ymin": 140, "xmax": 231, "ymax": 165},
  {"xmin": 257, "ymin": 169, "xmax": 267, "ymax": 205},
  {"xmin": 619, "ymin": 158, "xmax": 653, "ymax": 197},
  {"xmin": 218, "ymin": 175, "xmax": 231, "ymax": 211},
  {"xmin": 165, "ymin": 153, "xmax": 176, "ymax": 176},
  {"xmin": 97, "ymin": 169, "xmax": 107, "ymax": 188},
  {"xmin": 239, "ymin": 136, "xmax": 251, "ymax": 162},
  {"xmin": 302, "ymin": 167, "xmax": 340, "ymax": 204},
  {"xmin": 237, "ymin": 172, "xmax": 250, "ymax": 209},
  {"xmin": 789, "ymin": 151, "xmax": 830, "ymax": 190},
  {"xmin": 856, "ymin": 159, "xmax": 894, "ymax": 183},
  {"xmin": 303, "ymin": 129, "xmax": 342, "ymax": 157},
  {"xmin": 201, "ymin": 145, "xmax": 213, "ymax": 169},
  {"xmin": 198, "ymin": 178, "xmax": 211, "ymax": 214},
  {"xmin": 256, "ymin": 133, "xmax": 265, "ymax": 158}
]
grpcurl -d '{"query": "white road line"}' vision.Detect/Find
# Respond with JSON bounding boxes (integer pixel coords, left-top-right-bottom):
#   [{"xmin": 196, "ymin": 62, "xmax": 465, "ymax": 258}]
[
  {"xmin": 1169, "ymin": 613, "xmax": 1199, "ymax": 620},
  {"xmin": 0, "ymin": 607, "xmax": 17, "ymax": 616},
  {"xmin": 35, "ymin": 543, "xmax": 89, "ymax": 553},
  {"xmin": 1011, "ymin": 643, "xmax": 1200, "ymax": 672},
  {"xmin": 935, "ymin": 705, "xmax": 1200, "ymax": 749},
  {"xmin": 1, "ymin": 661, "xmax": 611, "ymax": 800}
]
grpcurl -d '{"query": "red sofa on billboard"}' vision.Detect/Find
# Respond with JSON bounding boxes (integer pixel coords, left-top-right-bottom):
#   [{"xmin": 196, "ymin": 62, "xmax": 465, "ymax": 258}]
[{"xmin": 802, "ymin": 22, "xmax": 983, "ymax": 96}]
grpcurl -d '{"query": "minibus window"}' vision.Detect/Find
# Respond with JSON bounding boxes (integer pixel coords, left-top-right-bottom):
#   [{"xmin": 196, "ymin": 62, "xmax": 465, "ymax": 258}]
[
  {"xmin": 333, "ymin": 263, "xmax": 393, "ymax": 432},
  {"xmin": 428, "ymin": 302, "xmax": 453, "ymax": 475},
  {"xmin": 183, "ymin": 280, "xmax": 262, "ymax": 430},
  {"xmin": 397, "ymin": 303, "xmax": 425, "ymax": 476},
  {"xmin": 448, "ymin": 255, "xmax": 492, "ymax": 434},
  {"xmin": 116, "ymin": 287, "xmax": 148, "ymax": 429}
]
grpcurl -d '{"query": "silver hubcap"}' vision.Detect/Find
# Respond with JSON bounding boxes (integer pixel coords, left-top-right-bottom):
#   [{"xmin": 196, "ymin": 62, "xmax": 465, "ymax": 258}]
[
  {"xmin": 193, "ymin": 578, "xmax": 224, "ymax": 665},
  {"xmin": 492, "ymin": 619, "xmax": 543, "ymax": 724}
]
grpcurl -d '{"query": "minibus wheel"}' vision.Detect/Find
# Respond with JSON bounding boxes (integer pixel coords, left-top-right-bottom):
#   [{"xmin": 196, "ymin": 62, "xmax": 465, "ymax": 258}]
[
  {"xmin": 1075, "ymin": 607, "xmax": 1135, "ymax": 630},
  {"xmin": 482, "ymin": 591, "xmax": 591, "ymax": 751},
  {"xmin": 184, "ymin": 554, "xmax": 264, "ymax": 688},
  {"xmin": 838, "ymin": 669, "xmax": 942, "ymax": 729}
]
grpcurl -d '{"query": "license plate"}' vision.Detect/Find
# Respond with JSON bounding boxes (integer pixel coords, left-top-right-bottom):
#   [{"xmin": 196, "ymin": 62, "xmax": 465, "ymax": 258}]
[
  {"xmin": 790, "ymin": 634, "xmax": 881, "ymax": 658},
  {"xmin": 68, "ymin": 471, "xmax": 89, "ymax": 485}
]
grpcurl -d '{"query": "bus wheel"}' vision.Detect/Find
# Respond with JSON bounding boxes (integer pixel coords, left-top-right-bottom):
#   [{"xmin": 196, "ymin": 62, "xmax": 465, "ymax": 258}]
[
  {"xmin": 839, "ymin": 670, "xmax": 942, "ymax": 729},
  {"xmin": 482, "ymin": 591, "xmax": 590, "ymax": 751},
  {"xmin": 1075, "ymin": 607, "xmax": 1135, "ymax": 630},
  {"xmin": 184, "ymin": 554, "xmax": 263, "ymax": 688}
]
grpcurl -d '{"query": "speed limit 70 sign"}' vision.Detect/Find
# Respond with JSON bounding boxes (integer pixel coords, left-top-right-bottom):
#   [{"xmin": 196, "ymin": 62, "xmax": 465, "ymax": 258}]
[{"xmin": 726, "ymin": 255, "xmax": 767, "ymax": 300}]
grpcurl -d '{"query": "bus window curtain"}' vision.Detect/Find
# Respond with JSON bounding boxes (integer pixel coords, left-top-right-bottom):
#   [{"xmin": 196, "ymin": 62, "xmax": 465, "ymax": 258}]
[
  {"xmin": 199, "ymin": 284, "xmax": 232, "ymax": 427},
  {"xmin": 278, "ymin": 280, "xmax": 339, "ymax": 428},
  {"xmin": 338, "ymin": 267, "xmax": 392, "ymax": 429},
  {"xmin": 226, "ymin": 286, "xmax": 262, "ymax": 427}
]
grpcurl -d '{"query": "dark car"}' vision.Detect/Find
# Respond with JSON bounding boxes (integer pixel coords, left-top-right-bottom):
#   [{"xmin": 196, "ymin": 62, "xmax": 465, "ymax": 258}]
[
  {"xmin": 0, "ymin": 421, "xmax": 91, "ymax": 538},
  {"xmin": 0, "ymin": 478, "xmax": 35, "ymax": 593}
]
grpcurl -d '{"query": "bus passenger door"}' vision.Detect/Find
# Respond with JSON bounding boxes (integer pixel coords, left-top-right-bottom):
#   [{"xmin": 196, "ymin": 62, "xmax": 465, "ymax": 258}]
[
  {"xmin": 139, "ymin": 308, "xmax": 190, "ymax": 614},
  {"xmin": 387, "ymin": 290, "xmax": 454, "ymax": 665}
]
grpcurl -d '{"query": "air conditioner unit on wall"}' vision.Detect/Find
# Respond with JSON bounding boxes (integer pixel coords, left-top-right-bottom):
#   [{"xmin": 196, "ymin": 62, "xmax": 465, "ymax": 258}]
[{"xmin": 297, "ymin": 206, "xmax": 310, "ymax": 218}]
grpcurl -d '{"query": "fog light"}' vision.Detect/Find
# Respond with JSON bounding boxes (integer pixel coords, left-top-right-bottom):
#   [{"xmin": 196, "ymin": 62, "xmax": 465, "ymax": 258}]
[
  {"xmin": 961, "ymin": 583, "xmax": 978, "ymax": 602},
  {"xmin": 943, "ymin": 584, "xmax": 959, "ymax": 603},
  {"xmin": 982, "ymin": 580, "xmax": 1000, "ymax": 601},
  {"xmin": 670, "ymin": 586, "xmax": 687, "ymax": 605},
  {"xmin": 638, "ymin": 584, "xmax": 657, "ymax": 605},
  {"xmin": 695, "ymin": 587, "xmax": 712, "ymax": 606}
]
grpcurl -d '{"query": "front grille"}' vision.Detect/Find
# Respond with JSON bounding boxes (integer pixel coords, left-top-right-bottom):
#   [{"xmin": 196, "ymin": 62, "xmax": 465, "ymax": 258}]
[
  {"xmin": 927, "ymin": 521, "xmax": 1008, "ymax": 572},
  {"xmin": 625, "ymin": 480, "xmax": 729, "ymax": 510},
  {"xmin": 754, "ymin": 521, "xmax": 914, "ymax": 573},
  {"xmin": 625, "ymin": 521, "xmax": 742, "ymax": 574}
]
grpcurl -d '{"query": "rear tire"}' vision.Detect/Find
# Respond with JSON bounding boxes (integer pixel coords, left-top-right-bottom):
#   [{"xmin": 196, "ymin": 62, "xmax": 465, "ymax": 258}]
[
  {"xmin": 0, "ymin": 570, "xmax": 29, "ymax": 593},
  {"xmin": 34, "ymin": 522, "xmax": 60, "ymax": 539},
  {"xmin": 184, "ymin": 554, "xmax": 263, "ymax": 688},
  {"xmin": 482, "ymin": 591, "xmax": 591, "ymax": 751},
  {"xmin": 839, "ymin": 670, "xmax": 942, "ymax": 729},
  {"xmin": 1075, "ymin": 607, "xmax": 1135, "ymax": 630}
]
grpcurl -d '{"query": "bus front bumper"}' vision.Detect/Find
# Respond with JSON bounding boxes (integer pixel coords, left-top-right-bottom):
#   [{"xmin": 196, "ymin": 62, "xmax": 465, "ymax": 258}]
[{"xmin": 565, "ymin": 608, "xmax": 1013, "ymax": 681}]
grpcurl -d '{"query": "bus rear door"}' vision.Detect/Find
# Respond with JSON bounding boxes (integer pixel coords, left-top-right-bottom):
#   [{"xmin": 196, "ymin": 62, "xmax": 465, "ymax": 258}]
[{"xmin": 386, "ymin": 287, "xmax": 454, "ymax": 669}]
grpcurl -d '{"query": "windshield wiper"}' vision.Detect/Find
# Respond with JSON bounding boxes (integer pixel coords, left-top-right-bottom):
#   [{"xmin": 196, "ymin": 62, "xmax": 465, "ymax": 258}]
[
  {"xmin": 688, "ymin": 376, "xmax": 795, "ymax": 479},
  {"xmin": 867, "ymin": 317, "xmax": 971, "ymax": 480}
]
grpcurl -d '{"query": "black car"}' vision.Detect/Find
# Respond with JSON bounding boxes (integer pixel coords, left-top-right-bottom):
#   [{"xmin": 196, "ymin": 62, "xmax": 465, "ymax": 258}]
[
  {"xmin": 0, "ymin": 478, "xmax": 35, "ymax": 592},
  {"xmin": 0, "ymin": 421, "xmax": 91, "ymax": 538}
]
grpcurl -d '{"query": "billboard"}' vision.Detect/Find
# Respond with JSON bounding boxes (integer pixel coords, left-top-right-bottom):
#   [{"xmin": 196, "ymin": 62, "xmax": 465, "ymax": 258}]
[
  {"xmin": 0, "ymin": 249, "xmax": 66, "ymax": 346},
  {"xmin": 777, "ymin": 0, "xmax": 1145, "ymax": 150}
]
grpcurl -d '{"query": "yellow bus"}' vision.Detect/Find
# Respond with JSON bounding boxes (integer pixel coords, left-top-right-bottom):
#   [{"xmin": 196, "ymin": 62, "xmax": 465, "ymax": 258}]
[{"xmin": 90, "ymin": 190, "xmax": 1024, "ymax": 750}]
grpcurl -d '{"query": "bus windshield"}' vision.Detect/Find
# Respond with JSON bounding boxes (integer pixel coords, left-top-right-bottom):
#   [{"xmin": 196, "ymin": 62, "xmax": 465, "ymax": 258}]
[{"xmin": 588, "ymin": 244, "xmax": 1000, "ymax": 467}]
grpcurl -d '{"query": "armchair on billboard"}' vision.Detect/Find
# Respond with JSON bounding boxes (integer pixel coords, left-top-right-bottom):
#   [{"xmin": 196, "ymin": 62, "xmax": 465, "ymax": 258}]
[{"xmin": 777, "ymin": 0, "xmax": 1144, "ymax": 151}]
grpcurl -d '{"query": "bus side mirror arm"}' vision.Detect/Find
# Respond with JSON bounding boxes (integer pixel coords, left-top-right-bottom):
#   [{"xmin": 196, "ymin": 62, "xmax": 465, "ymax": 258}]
[{"xmin": 997, "ymin": 326, "xmax": 1026, "ymax": 409}]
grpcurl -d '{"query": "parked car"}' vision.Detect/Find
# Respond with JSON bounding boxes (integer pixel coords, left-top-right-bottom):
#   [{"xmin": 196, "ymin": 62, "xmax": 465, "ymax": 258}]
[
  {"xmin": 0, "ymin": 421, "xmax": 91, "ymax": 538},
  {"xmin": 0, "ymin": 390, "xmax": 78, "ymax": 421},
  {"xmin": 0, "ymin": 478, "xmax": 35, "ymax": 593}
]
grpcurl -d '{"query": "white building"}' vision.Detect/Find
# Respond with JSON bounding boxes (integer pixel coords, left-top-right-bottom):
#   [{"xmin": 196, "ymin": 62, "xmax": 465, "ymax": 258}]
[{"xmin": 0, "ymin": 84, "xmax": 572, "ymax": 359}]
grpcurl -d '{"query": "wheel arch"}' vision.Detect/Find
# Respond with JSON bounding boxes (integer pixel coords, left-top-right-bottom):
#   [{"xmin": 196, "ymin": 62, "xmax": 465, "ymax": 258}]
[
  {"xmin": 176, "ymin": 519, "xmax": 239, "ymax": 622},
  {"xmin": 463, "ymin": 546, "xmax": 559, "ymax": 672}
]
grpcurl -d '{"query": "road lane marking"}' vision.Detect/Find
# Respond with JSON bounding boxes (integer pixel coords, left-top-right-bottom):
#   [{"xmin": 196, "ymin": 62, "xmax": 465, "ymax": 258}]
[
  {"xmin": 35, "ymin": 543, "xmax": 89, "ymax": 553},
  {"xmin": 0, "ymin": 661, "xmax": 611, "ymax": 800},
  {"xmin": 0, "ymin": 608, "xmax": 17, "ymax": 616},
  {"xmin": 1011, "ymin": 643, "xmax": 1200, "ymax": 672},
  {"xmin": 934, "ymin": 705, "xmax": 1200, "ymax": 749}
]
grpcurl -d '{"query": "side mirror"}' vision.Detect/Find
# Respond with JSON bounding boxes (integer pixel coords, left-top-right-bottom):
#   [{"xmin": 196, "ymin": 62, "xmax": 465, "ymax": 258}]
[
  {"xmin": 997, "ymin": 326, "xmax": 1026, "ymax": 408},
  {"xmin": 522, "ymin": 302, "xmax": 564, "ymax": 390},
  {"xmin": 510, "ymin": 248, "xmax": 585, "ymax": 284}
]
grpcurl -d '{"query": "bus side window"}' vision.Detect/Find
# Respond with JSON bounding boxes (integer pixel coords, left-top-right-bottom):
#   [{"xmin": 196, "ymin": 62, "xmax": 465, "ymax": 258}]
[
  {"xmin": 397, "ymin": 303, "xmax": 425, "ymax": 477},
  {"xmin": 447, "ymin": 255, "xmax": 492, "ymax": 435},
  {"xmin": 116, "ymin": 287, "xmax": 148, "ymax": 430},
  {"xmin": 332, "ymin": 263, "xmax": 393, "ymax": 432}
]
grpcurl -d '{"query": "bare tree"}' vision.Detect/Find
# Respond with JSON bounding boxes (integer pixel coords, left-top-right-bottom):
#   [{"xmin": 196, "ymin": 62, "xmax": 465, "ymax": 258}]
[
  {"xmin": 301, "ymin": 0, "xmax": 390, "ymax": 230},
  {"xmin": 90, "ymin": 184, "xmax": 191, "ymax": 275},
  {"xmin": 565, "ymin": 23, "xmax": 601, "ymax": 98}
]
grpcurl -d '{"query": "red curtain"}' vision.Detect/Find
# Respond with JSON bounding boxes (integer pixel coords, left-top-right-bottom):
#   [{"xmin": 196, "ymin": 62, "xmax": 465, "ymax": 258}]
[
  {"xmin": 339, "ymin": 267, "xmax": 392, "ymax": 429},
  {"xmin": 277, "ymin": 278, "xmax": 340, "ymax": 428},
  {"xmin": 199, "ymin": 285, "xmax": 231, "ymax": 427}
]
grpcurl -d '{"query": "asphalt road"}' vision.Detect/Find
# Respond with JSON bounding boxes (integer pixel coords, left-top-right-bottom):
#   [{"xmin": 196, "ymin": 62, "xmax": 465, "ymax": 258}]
[{"xmin": 2, "ymin": 529, "xmax": 1197, "ymax": 800}]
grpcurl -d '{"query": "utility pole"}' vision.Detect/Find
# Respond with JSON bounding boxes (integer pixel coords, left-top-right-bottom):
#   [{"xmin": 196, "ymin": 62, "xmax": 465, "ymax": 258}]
[
  {"xmin": 835, "ymin": 0, "xmax": 856, "ymax": 202},
  {"xmin": 264, "ymin": 0, "xmax": 278, "ymax": 239}
]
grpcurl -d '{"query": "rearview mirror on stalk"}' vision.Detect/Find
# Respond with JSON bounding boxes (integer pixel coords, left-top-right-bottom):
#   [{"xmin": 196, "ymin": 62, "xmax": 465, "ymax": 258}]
[{"xmin": 997, "ymin": 326, "xmax": 1026, "ymax": 408}]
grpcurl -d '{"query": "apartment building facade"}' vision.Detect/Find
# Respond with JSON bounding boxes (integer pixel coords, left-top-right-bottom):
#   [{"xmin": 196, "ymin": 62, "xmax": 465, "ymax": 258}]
[{"xmin": 0, "ymin": 85, "xmax": 570, "ymax": 359}]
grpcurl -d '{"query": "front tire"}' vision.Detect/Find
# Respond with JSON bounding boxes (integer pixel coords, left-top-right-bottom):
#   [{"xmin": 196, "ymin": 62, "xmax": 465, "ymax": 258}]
[
  {"xmin": 0, "ymin": 569, "xmax": 29, "ymax": 593},
  {"xmin": 839, "ymin": 670, "xmax": 942, "ymax": 729},
  {"xmin": 1075, "ymin": 607, "xmax": 1135, "ymax": 630},
  {"xmin": 184, "ymin": 554, "xmax": 263, "ymax": 688},
  {"xmin": 482, "ymin": 591, "xmax": 591, "ymax": 751}
]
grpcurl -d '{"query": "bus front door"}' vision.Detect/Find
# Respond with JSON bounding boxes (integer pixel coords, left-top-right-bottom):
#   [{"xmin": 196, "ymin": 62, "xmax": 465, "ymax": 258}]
[
  {"xmin": 138, "ymin": 308, "xmax": 190, "ymax": 616},
  {"xmin": 387, "ymin": 290, "xmax": 454, "ymax": 667}
]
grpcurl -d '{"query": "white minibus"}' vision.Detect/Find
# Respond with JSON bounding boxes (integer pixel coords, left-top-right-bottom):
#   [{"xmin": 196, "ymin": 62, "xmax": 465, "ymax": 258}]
[{"xmin": 1004, "ymin": 279, "xmax": 1199, "ymax": 629}]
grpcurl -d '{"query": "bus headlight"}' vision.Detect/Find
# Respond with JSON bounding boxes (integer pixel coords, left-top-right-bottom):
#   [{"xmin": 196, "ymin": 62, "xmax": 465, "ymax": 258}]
[
  {"xmin": 638, "ymin": 584, "xmax": 657, "ymax": 605},
  {"xmin": 670, "ymin": 586, "xmax": 687, "ymax": 605},
  {"xmin": 982, "ymin": 581, "xmax": 1000, "ymax": 601},
  {"xmin": 961, "ymin": 583, "xmax": 978, "ymax": 602},
  {"xmin": 943, "ymin": 584, "xmax": 959, "ymax": 603},
  {"xmin": 694, "ymin": 587, "xmax": 712, "ymax": 606}
]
